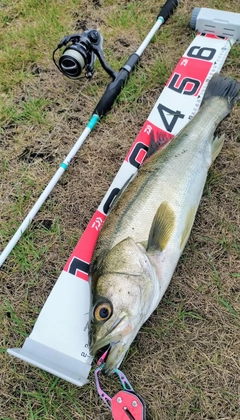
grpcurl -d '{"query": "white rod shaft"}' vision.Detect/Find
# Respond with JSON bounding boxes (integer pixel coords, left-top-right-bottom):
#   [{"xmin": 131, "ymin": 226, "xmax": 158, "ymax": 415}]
[{"xmin": 136, "ymin": 18, "xmax": 164, "ymax": 57}]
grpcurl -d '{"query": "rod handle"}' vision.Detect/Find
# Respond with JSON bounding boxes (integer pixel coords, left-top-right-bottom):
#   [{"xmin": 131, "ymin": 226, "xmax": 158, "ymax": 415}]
[
  {"xmin": 93, "ymin": 72, "xmax": 127, "ymax": 118},
  {"xmin": 158, "ymin": 0, "xmax": 179, "ymax": 22},
  {"xmin": 93, "ymin": 54, "xmax": 140, "ymax": 118}
]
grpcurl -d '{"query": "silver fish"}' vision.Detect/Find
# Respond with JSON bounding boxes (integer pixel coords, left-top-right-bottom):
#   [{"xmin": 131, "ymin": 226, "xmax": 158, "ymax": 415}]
[{"xmin": 89, "ymin": 74, "xmax": 240, "ymax": 375}]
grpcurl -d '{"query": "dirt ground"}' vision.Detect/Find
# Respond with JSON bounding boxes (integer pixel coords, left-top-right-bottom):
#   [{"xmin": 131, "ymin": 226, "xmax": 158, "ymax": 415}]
[{"xmin": 0, "ymin": 0, "xmax": 240, "ymax": 419}]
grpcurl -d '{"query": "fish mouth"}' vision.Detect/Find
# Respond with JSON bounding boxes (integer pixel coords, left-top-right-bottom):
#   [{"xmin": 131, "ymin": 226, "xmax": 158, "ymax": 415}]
[
  {"xmin": 102, "ymin": 341, "xmax": 127, "ymax": 375},
  {"xmin": 93, "ymin": 340, "xmax": 128, "ymax": 375},
  {"xmin": 91, "ymin": 316, "xmax": 133, "ymax": 375}
]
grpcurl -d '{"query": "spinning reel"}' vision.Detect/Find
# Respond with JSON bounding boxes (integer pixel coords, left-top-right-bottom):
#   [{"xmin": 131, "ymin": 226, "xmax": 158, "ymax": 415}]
[{"xmin": 53, "ymin": 29, "xmax": 117, "ymax": 80}]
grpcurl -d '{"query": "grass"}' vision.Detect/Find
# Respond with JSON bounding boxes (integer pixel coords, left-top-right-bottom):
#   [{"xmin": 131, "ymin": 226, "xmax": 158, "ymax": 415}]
[
  {"xmin": 1, "ymin": 0, "xmax": 240, "ymax": 419},
  {"xmin": 218, "ymin": 297, "xmax": 240, "ymax": 320},
  {"xmin": 1, "ymin": 96, "xmax": 50, "ymax": 126}
]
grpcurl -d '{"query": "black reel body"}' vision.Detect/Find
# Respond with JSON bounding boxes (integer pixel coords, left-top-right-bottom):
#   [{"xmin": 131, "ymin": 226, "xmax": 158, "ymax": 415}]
[
  {"xmin": 53, "ymin": 27, "xmax": 140, "ymax": 117},
  {"xmin": 53, "ymin": 29, "xmax": 116, "ymax": 80}
]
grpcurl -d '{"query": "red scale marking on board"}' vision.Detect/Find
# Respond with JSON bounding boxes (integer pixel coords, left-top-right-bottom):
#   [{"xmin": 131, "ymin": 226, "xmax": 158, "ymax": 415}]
[
  {"xmin": 64, "ymin": 210, "xmax": 106, "ymax": 279},
  {"xmin": 166, "ymin": 56, "xmax": 213, "ymax": 97},
  {"xmin": 125, "ymin": 121, "xmax": 153, "ymax": 163},
  {"xmin": 126, "ymin": 120, "xmax": 173, "ymax": 165},
  {"xmin": 135, "ymin": 148, "xmax": 147, "ymax": 165},
  {"xmin": 200, "ymin": 32, "xmax": 228, "ymax": 40}
]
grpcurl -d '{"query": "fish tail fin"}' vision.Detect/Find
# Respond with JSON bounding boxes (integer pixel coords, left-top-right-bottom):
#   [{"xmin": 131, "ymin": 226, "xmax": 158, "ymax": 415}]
[{"xmin": 202, "ymin": 73, "xmax": 240, "ymax": 110}]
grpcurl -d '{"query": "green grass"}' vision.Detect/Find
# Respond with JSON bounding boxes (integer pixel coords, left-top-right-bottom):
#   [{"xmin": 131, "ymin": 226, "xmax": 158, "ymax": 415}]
[
  {"xmin": 0, "ymin": 1, "xmax": 77, "ymax": 93},
  {"xmin": 0, "ymin": 96, "xmax": 50, "ymax": 126},
  {"xmin": 218, "ymin": 297, "xmax": 240, "ymax": 320},
  {"xmin": 1, "ymin": 213, "xmax": 63, "ymax": 274},
  {"xmin": 107, "ymin": 2, "xmax": 149, "ymax": 32}
]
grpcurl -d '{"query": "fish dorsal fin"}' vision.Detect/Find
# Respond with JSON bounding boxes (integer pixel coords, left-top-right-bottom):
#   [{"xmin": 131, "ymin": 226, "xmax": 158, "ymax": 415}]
[
  {"xmin": 147, "ymin": 201, "xmax": 175, "ymax": 252},
  {"xmin": 143, "ymin": 131, "xmax": 172, "ymax": 162}
]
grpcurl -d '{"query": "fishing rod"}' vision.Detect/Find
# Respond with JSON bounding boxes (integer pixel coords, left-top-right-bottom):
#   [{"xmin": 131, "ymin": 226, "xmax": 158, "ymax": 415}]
[{"xmin": 0, "ymin": 0, "xmax": 178, "ymax": 268}]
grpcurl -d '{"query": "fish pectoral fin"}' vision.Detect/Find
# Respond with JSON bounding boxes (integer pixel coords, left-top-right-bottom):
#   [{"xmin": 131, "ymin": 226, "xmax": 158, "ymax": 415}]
[
  {"xmin": 180, "ymin": 206, "xmax": 196, "ymax": 251},
  {"xmin": 147, "ymin": 201, "xmax": 175, "ymax": 252},
  {"xmin": 211, "ymin": 134, "xmax": 225, "ymax": 163}
]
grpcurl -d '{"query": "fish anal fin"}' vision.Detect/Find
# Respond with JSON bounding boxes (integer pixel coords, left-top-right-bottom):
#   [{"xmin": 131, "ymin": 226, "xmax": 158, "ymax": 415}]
[
  {"xmin": 147, "ymin": 201, "xmax": 175, "ymax": 252},
  {"xmin": 140, "ymin": 240, "xmax": 148, "ymax": 249},
  {"xmin": 211, "ymin": 134, "xmax": 225, "ymax": 163},
  {"xmin": 180, "ymin": 206, "xmax": 196, "ymax": 250}
]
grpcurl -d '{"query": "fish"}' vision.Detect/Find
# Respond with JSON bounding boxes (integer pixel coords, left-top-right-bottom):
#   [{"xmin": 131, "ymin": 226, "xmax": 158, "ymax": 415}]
[{"xmin": 88, "ymin": 74, "xmax": 240, "ymax": 375}]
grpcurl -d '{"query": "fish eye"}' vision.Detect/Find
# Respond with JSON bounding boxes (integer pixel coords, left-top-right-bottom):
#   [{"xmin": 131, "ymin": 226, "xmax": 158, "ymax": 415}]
[{"xmin": 94, "ymin": 302, "xmax": 112, "ymax": 321}]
